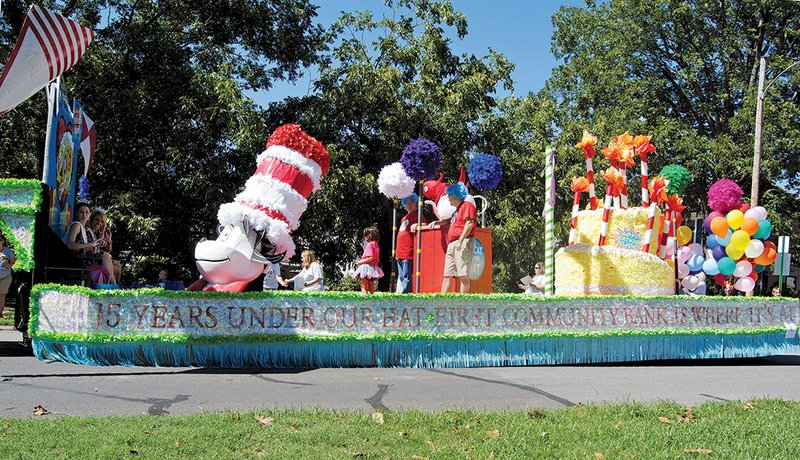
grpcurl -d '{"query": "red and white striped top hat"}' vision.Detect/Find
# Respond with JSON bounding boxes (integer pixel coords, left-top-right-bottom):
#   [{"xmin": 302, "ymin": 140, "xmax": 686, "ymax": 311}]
[{"xmin": 218, "ymin": 124, "xmax": 330, "ymax": 258}]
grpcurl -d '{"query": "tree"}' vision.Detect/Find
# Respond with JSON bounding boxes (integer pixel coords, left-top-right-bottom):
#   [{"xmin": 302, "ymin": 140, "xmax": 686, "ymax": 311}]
[
  {"xmin": 271, "ymin": 0, "xmax": 524, "ymax": 289},
  {"xmin": 547, "ymin": 0, "xmax": 800, "ymax": 285},
  {"xmin": 0, "ymin": 0, "xmax": 325, "ymax": 281}
]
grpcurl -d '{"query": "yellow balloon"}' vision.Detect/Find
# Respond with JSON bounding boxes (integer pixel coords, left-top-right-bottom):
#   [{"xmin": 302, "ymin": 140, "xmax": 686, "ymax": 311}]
[
  {"xmin": 726, "ymin": 244, "xmax": 744, "ymax": 260},
  {"xmin": 676, "ymin": 226, "xmax": 692, "ymax": 246},
  {"xmin": 730, "ymin": 229, "xmax": 750, "ymax": 251},
  {"xmin": 726, "ymin": 209, "xmax": 744, "ymax": 230}
]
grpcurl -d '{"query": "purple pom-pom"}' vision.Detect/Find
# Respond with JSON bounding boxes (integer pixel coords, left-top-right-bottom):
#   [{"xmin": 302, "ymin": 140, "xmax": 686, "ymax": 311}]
[
  {"xmin": 400, "ymin": 138, "xmax": 441, "ymax": 181},
  {"xmin": 78, "ymin": 176, "xmax": 91, "ymax": 203},
  {"xmin": 468, "ymin": 153, "xmax": 502, "ymax": 190},
  {"xmin": 707, "ymin": 178, "xmax": 743, "ymax": 213}
]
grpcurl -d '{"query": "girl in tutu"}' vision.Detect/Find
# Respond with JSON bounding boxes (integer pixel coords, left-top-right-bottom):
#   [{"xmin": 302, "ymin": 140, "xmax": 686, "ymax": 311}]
[{"xmin": 353, "ymin": 226, "xmax": 384, "ymax": 294}]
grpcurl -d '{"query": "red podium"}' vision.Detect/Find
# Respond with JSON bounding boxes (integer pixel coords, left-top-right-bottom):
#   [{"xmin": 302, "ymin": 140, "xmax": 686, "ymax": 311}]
[{"xmin": 413, "ymin": 227, "xmax": 492, "ymax": 293}]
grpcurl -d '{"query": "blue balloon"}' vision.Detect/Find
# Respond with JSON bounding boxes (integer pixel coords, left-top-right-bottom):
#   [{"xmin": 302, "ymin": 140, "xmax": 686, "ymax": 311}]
[
  {"xmin": 712, "ymin": 246, "xmax": 726, "ymax": 261},
  {"xmin": 706, "ymin": 236, "xmax": 720, "ymax": 249},
  {"xmin": 754, "ymin": 264, "xmax": 766, "ymax": 273},
  {"xmin": 754, "ymin": 220, "xmax": 772, "ymax": 239},
  {"xmin": 718, "ymin": 257, "xmax": 737, "ymax": 276},
  {"xmin": 687, "ymin": 254, "xmax": 705, "ymax": 272},
  {"xmin": 716, "ymin": 230, "xmax": 732, "ymax": 246},
  {"xmin": 703, "ymin": 258, "xmax": 720, "ymax": 275}
]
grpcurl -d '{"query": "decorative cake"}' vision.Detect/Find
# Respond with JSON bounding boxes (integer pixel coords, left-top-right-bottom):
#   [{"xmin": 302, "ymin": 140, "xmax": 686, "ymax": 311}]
[
  {"xmin": 555, "ymin": 243, "xmax": 674, "ymax": 296},
  {"xmin": 554, "ymin": 131, "xmax": 677, "ymax": 296}
]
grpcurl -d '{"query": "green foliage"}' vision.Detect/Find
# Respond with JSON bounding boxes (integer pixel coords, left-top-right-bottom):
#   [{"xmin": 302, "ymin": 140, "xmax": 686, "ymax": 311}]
[
  {"xmin": 0, "ymin": 0, "xmax": 325, "ymax": 284},
  {"xmin": 548, "ymin": 0, "xmax": 800, "ymax": 279},
  {"xmin": 279, "ymin": 0, "xmax": 527, "ymax": 290}
]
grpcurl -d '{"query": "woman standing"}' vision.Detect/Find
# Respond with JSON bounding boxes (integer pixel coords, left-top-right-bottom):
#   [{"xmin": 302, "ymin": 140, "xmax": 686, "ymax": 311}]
[
  {"xmin": 0, "ymin": 232, "xmax": 16, "ymax": 318},
  {"xmin": 285, "ymin": 250, "xmax": 324, "ymax": 291}
]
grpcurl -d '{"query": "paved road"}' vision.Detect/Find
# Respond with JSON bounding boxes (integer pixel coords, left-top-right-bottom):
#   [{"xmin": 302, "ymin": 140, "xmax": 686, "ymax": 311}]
[{"xmin": 2, "ymin": 329, "xmax": 799, "ymax": 418}]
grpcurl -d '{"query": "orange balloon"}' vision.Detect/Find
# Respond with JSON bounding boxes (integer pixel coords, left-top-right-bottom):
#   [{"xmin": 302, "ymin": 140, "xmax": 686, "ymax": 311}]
[
  {"xmin": 710, "ymin": 216, "xmax": 729, "ymax": 238},
  {"xmin": 740, "ymin": 217, "xmax": 759, "ymax": 236},
  {"xmin": 748, "ymin": 270, "xmax": 758, "ymax": 282},
  {"xmin": 754, "ymin": 246, "xmax": 777, "ymax": 265}
]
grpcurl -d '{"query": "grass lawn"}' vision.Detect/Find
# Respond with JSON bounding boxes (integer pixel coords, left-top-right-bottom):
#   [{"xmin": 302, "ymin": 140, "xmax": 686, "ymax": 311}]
[{"xmin": 1, "ymin": 400, "xmax": 798, "ymax": 459}]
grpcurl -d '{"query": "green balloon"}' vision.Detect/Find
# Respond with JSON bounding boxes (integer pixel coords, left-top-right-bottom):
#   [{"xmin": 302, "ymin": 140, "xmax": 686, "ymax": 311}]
[{"xmin": 753, "ymin": 220, "xmax": 772, "ymax": 239}]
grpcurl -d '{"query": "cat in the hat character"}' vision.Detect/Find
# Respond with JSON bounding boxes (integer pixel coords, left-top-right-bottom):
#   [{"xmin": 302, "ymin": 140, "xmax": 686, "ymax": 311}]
[
  {"xmin": 191, "ymin": 124, "xmax": 330, "ymax": 292},
  {"xmin": 422, "ymin": 168, "xmax": 477, "ymax": 220}
]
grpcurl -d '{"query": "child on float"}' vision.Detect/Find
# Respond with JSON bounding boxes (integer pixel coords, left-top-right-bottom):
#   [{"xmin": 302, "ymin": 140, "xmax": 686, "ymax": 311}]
[
  {"xmin": 353, "ymin": 226, "xmax": 384, "ymax": 294},
  {"xmin": 284, "ymin": 250, "xmax": 324, "ymax": 291},
  {"xmin": 0, "ymin": 232, "xmax": 16, "ymax": 319},
  {"xmin": 89, "ymin": 208, "xmax": 123, "ymax": 283}
]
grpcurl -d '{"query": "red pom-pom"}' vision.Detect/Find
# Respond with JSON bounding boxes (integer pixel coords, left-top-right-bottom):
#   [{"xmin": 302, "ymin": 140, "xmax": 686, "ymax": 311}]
[
  {"xmin": 736, "ymin": 201, "xmax": 750, "ymax": 213},
  {"xmin": 266, "ymin": 124, "xmax": 330, "ymax": 176}
]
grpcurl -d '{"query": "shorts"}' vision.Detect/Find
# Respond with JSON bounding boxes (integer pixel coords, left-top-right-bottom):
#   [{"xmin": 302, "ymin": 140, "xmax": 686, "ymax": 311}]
[
  {"xmin": 0, "ymin": 275, "xmax": 11, "ymax": 294},
  {"xmin": 443, "ymin": 238, "xmax": 474, "ymax": 278}
]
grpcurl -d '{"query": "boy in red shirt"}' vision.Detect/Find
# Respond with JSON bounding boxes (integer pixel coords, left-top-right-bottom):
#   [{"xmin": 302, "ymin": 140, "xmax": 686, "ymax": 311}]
[
  {"xmin": 395, "ymin": 194, "xmax": 426, "ymax": 293},
  {"xmin": 428, "ymin": 182, "xmax": 475, "ymax": 293}
]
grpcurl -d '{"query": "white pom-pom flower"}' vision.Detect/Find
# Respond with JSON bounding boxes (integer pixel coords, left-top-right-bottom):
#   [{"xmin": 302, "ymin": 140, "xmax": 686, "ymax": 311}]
[{"xmin": 377, "ymin": 162, "xmax": 415, "ymax": 199}]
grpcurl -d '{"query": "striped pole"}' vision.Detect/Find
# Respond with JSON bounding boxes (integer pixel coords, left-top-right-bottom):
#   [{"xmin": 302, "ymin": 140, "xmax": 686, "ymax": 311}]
[
  {"xmin": 544, "ymin": 146, "xmax": 555, "ymax": 296},
  {"xmin": 640, "ymin": 152, "xmax": 649, "ymax": 207},
  {"xmin": 414, "ymin": 181, "xmax": 423, "ymax": 293},
  {"xmin": 641, "ymin": 202, "xmax": 658, "ymax": 253},
  {"xmin": 659, "ymin": 209, "xmax": 672, "ymax": 259},
  {"xmin": 619, "ymin": 162, "xmax": 628, "ymax": 209},
  {"xmin": 390, "ymin": 198, "xmax": 398, "ymax": 291},
  {"xmin": 610, "ymin": 160, "xmax": 621, "ymax": 209},
  {"xmin": 568, "ymin": 191, "xmax": 580, "ymax": 246},
  {"xmin": 598, "ymin": 186, "xmax": 614, "ymax": 246},
  {"xmin": 585, "ymin": 155, "xmax": 597, "ymax": 210}
]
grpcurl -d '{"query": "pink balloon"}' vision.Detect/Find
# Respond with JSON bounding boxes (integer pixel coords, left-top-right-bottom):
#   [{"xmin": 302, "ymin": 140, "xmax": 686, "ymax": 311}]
[
  {"xmin": 682, "ymin": 276, "xmax": 700, "ymax": 290},
  {"xmin": 733, "ymin": 260, "xmax": 752, "ymax": 278},
  {"xmin": 735, "ymin": 277, "xmax": 755, "ymax": 292},
  {"xmin": 688, "ymin": 243, "xmax": 704, "ymax": 256},
  {"xmin": 678, "ymin": 263, "xmax": 689, "ymax": 278},
  {"xmin": 678, "ymin": 246, "xmax": 692, "ymax": 263}
]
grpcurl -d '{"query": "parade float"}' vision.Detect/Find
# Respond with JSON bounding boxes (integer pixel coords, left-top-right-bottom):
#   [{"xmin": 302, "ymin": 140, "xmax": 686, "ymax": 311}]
[
  {"xmin": 2, "ymin": 7, "xmax": 797, "ymax": 368},
  {"xmin": 26, "ymin": 131, "xmax": 799, "ymax": 368}
]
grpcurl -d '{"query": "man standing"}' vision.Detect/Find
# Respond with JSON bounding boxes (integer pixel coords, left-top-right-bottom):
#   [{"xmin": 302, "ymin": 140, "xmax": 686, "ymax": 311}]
[
  {"xmin": 395, "ymin": 194, "xmax": 426, "ymax": 293},
  {"xmin": 429, "ymin": 183, "xmax": 475, "ymax": 293}
]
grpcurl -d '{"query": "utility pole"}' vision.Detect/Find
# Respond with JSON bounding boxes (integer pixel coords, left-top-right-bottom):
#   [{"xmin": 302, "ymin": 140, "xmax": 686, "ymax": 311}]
[{"xmin": 751, "ymin": 57, "xmax": 766, "ymax": 208}]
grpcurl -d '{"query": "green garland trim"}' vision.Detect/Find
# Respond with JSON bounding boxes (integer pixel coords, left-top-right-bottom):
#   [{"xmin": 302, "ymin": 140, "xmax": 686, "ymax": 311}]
[
  {"xmin": 30, "ymin": 326, "xmax": 789, "ymax": 345},
  {"xmin": 29, "ymin": 283, "xmax": 799, "ymax": 303},
  {"xmin": 0, "ymin": 179, "xmax": 41, "ymax": 271}
]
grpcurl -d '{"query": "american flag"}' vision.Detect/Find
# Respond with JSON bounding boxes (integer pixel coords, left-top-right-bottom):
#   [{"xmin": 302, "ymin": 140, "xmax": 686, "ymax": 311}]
[{"xmin": 0, "ymin": 5, "xmax": 94, "ymax": 115}]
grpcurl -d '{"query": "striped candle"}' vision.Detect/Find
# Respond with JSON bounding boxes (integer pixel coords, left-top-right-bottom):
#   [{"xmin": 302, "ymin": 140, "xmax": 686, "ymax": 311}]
[
  {"xmin": 659, "ymin": 209, "xmax": 672, "ymax": 259},
  {"xmin": 568, "ymin": 177, "xmax": 589, "ymax": 247},
  {"xmin": 640, "ymin": 152, "xmax": 649, "ymax": 207},
  {"xmin": 598, "ymin": 186, "xmax": 614, "ymax": 246},
  {"xmin": 641, "ymin": 202, "xmax": 659, "ymax": 253},
  {"xmin": 585, "ymin": 156, "xmax": 597, "ymax": 210},
  {"xmin": 619, "ymin": 162, "xmax": 628, "ymax": 209},
  {"xmin": 544, "ymin": 147, "xmax": 555, "ymax": 296}
]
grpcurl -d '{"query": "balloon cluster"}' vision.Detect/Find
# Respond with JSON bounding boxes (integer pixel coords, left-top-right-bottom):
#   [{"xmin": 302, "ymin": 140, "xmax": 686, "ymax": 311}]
[{"xmin": 696, "ymin": 179, "xmax": 777, "ymax": 292}]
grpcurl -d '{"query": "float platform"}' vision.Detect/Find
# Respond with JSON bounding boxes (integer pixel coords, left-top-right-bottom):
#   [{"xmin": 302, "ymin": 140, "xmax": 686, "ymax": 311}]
[{"xmin": 30, "ymin": 285, "xmax": 800, "ymax": 368}]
